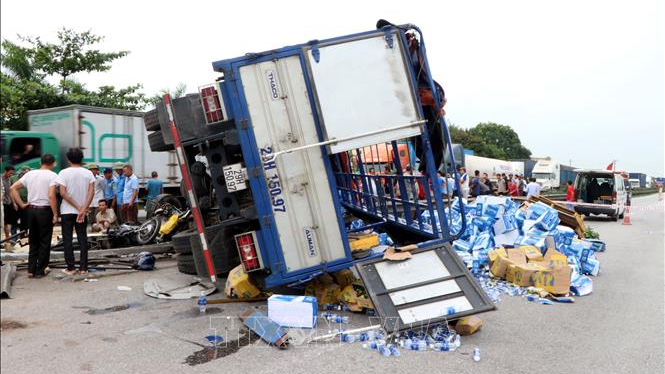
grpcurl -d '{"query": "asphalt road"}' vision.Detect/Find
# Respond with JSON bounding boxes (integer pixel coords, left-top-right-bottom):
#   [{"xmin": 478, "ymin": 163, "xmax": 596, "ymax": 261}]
[{"xmin": 1, "ymin": 194, "xmax": 663, "ymax": 374}]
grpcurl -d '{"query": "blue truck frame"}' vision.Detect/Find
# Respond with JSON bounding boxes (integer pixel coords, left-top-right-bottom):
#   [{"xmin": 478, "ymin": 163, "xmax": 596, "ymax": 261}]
[{"xmin": 210, "ymin": 24, "xmax": 464, "ymax": 288}]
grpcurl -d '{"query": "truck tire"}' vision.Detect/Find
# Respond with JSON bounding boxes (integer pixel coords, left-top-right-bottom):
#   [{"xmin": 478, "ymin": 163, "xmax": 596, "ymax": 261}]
[
  {"xmin": 190, "ymin": 224, "xmax": 241, "ymax": 278},
  {"xmin": 172, "ymin": 228, "xmax": 196, "ymax": 254},
  {"xmin": 176, "ymin": 254, "xmax": 197, "ymax": 275},
  {"xmin": 144, "ymin": 109, "xmax": 161, "ymax": 131},
  {"xmin": 148, "ymin": 131, "xmax": 174, "ymax": 152}
]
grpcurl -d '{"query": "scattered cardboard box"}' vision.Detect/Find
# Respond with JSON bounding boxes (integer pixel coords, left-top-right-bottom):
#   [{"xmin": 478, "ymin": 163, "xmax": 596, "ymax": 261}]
[
  {"xmin": 383, "ymin": 246, "xmax": 412, "ymax": 261},
  {"xmin": 268, "ymin": 295, "xmax": 318, "ymax": 328},
  {"xmin": 520, "ymin": 245, "xmax": 544, "ymax": 262},
  {"xmin": 332, "ymin": 269, "xmax": 357, "ymax": 288},
  {"xmin": 305, "ymin": 278, "xmax": 341, "ymax": 306},
  {"xmin": 348, "ymin": 232, "xmax": 380, "ymax": 251},
  {"xmin": 507, "ymin": 263, "xmax": 546, "ymax": 287},
  {"xmin": 455, "ymin": 316, "xmax": 483, "ymax": 336},
  {"xmin": 532, "ymin": 265, "xmax": 572, "ymax": 295}
]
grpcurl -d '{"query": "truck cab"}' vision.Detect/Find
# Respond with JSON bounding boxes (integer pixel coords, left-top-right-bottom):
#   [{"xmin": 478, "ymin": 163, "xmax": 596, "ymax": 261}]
[
  {"xmin": 0, "ymin": 131, "xmax": 61, "ymax": 172},
  {"xmin": 532, "ymin": 159, "xmax": 560, "ymax": 191}
]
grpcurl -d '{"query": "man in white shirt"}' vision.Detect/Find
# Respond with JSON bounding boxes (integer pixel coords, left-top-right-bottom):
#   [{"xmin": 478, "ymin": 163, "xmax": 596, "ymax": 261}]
[
  {"xmin": 458, "ymin": 167, "xmax": 470, "ymax": 199},
  {"xmin": 56, "ymin": 148, "xmax": 95, "ymax": 275},
  {"xmin": 86, "ymin": 164, "xmax": 105, "ymax": 224},
  {"xmin": 526, "ymin": 178, "xmax": 542, "ymax": 197},
  {"xmin": 10, "ymin": 154, "xmax": 58, "ymax": 278},
  {"xmin": 122, "ymin": 164, "xmax": 140, "ymax": 224}
]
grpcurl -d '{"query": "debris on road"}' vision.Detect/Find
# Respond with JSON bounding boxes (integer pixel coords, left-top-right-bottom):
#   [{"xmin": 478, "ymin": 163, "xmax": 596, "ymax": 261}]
[
  {"xmin": 224, "ymin": 265, "xmax": 262, "ymax": 299},
  {"xmin": 455, "ymin": 316, "xmax": 483, "ymax": 336},
  {"xmin": 240, "ymin": 308, "xmax": 289, "ymax": 349},
  {"xmin": 143, "ymin": 274, "xmax": 216, "ymax": 299}
]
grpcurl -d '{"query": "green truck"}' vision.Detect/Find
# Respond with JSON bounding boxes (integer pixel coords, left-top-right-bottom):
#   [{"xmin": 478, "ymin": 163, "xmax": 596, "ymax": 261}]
[{"xmin": 1, "ymin": 105, "xmax": 181, "ymax": 188}]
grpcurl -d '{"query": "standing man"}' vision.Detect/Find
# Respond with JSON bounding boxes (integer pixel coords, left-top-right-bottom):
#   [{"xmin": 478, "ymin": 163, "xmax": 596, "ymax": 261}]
[
  {"xmin": 458, "ymin": 167, "xmax": 470, "ymax": 199},
  {"xmin": 112, "ymin": 162, "xmax": 125, "ymax": 225},
  {"xmin": 102, "ymin": 167, "xmax": 115, "ymax": 207},
  {"xmin": 122, "ymin": 164, "xmax": 140, "ymax": 224},
  {"xmin": 10, "ymin": 154, "xmax": 58, "ymax": 278},
  {"xmin": 470, "ymin": 170, "xmax": 481, "ymax": 198},
  {"xmin": 57, "ymin": 148, "xmax": 95, "ymax": 276},
  {"xmin": 526, "ymin": 178, "xmax": 541, "ymax": 198},
  {"xmin": 497, "ymin": 173, "xmax": 507, "ymax": 195},
  {"xmin": 2, "ymin": 166, "xmax": 17, "ymax": 242},
  {"xmin": 87, "ymin": 164, "xmax": 105, "ymax": 225},
  {"xmin": 11, "ymin": 166, "xmax": 31, "ymax": 233},
  {"xmin": 145, "ymin": 171, "xmax": 163, "ymax": 202},
  {"xmin": 565, "ymin": 180, "xmax": 576, "ymax": 210}
]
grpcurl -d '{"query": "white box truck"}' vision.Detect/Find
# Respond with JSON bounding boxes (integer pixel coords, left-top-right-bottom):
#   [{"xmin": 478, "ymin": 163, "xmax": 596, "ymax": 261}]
[
  {"xmin": 531, "ymin": 159, "xmax": 560, "ymax": 191},
  {"xmin": 20, "ymin": 105, "xmax": 181, "ymax": 188}
]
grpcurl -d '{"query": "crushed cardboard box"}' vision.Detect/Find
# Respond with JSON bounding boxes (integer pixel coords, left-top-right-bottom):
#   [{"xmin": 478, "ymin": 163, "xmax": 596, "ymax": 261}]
[{"xmin": 455, "ymin": 316, "xmax": 483, "ymax": 336}]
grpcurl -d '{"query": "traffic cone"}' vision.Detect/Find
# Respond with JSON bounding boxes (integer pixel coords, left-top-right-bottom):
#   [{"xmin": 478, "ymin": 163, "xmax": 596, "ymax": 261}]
[{"xmin": 622, "ymin": 205, "xmax": 631, "ymax": 225}]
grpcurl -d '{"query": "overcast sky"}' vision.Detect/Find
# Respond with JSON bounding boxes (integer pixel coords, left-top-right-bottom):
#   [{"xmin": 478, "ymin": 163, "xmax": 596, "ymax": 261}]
[{"xmin": 2, "ymin": 0, "xmax": 663, "ymax": 176}]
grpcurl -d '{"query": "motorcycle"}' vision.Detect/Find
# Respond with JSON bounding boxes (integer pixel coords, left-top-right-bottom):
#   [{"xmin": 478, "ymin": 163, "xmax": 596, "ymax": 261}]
[{"xmin": 135, "ymin": 201, "xmax": 191, "ymax": 245}]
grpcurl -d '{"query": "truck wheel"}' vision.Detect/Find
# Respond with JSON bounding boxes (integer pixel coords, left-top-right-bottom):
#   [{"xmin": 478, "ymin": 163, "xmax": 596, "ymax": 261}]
[
  {"xmin": 611, "ymin": 214, "xmax": 618, "ymax": 221},
  {"xmin": 190, "ymin": 224, "xmax": 241, "ymax": 278},
  {"xmin": 176, "ymin": 254, "xmax": 198, "ymax": 275},
  {"xmin": 144, "ymin": 109, "xmax": 161, "ymax": 131},
  {"xmin": 171, "ymin": 228, "xmax": 195, "ymax": 254},
  {"xmin": 148, "ymin": 131, "xmax": 174, "ymax": 152},
  {"xmin": 618, "ymin": 211, "xmax": 625, "ymax": 219}
]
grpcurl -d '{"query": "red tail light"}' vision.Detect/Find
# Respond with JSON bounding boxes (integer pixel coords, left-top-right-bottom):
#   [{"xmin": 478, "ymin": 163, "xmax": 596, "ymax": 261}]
[
  {"xmin": 200, "ymin": 85, "xmax": 225, "ymax": 124},
  {"xmin": 234, "ymin": 231, "xmax": 263, "ymax": 272},
  {"xmin": 612, "ymin": 191, "xmax": 617, "ymax": 202}
]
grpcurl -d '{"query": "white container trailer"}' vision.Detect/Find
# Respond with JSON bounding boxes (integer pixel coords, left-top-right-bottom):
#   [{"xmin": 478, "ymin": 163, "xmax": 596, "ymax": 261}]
[
  {"xmin": 28, "ymin": 105, "xmax": 180, "ymax": 188},
  {"xmin": 465, "ymin": 154, "xmax": 514, "ymax": 180}
]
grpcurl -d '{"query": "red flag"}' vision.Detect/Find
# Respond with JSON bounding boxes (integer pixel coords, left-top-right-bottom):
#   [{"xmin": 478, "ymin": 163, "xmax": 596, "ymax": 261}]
[{"xmin": 606, "ymin": 162, "xmax": 614, "ymax": 170}]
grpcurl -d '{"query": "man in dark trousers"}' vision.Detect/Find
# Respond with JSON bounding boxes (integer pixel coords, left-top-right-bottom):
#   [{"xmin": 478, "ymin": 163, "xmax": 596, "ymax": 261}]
[
  {"xmin": 9, "ymin": 154, "xmax": 58, "ymax": 278},
  {"xmin": 56, "ymin": 148, "xmax": 95, "ymax": 276}
]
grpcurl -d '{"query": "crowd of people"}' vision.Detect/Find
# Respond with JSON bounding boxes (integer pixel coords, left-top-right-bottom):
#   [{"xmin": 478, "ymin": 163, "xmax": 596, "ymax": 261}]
[
  {"xmin": 455, "ymin": 168, "xmax": 543, "ymax": 199},
  {"xmin": 1, "ymin": 148, "xmax": 164, "ymax": 278}
]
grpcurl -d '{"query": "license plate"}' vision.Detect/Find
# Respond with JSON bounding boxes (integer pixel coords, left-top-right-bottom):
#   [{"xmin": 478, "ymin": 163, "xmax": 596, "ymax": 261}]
[{"xmin": 223, "ymin": 163, "xmax": 247, "ymax": 192}]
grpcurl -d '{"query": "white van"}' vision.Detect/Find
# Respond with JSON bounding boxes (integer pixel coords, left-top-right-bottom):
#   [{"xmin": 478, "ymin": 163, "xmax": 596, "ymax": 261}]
[{"xmin": 573, "ymin": 170, "xmax": 627, "ymax": 221}]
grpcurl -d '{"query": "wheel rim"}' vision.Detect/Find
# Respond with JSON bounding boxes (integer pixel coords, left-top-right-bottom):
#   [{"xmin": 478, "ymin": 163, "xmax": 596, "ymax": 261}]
[{"xmin": 137, "ymin": 219, "xmax": 158, "ymax": 243}]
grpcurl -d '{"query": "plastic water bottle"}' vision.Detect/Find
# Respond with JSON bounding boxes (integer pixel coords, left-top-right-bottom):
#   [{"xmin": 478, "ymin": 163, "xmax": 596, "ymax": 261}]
[
  {"xmin": 409, "ymin": 339, "xmax": 428, "ymax": 351},
  {"xmin": 446, "ymin": 306, "xmax": 456, "ymax": 315},
  {"xmin": 473, "ymin": 347, "xmax": 481, "ymax": 362},
  {"xmin": 340, "ymin": 333, "xmax": 357, "ymax": 343},
  {"xmin": 389, "ymin": 345, "xmax": 401, "ymax": 357},
  {"xmin": 359, "ymin": 331, "xmax": 382, "ymax": 341},
  {"xmin": 379, "ymin": 344, "xmax": 392, "ymax": 357},
  {"xmin": 432, "ymin": 341, "xmax": 450, "ymax": 352},
  {"xmin": 324, "ymin": 313, "xmax": 349, "ymax": 324},
  {"xmin": 369, "ymin": 339, "xmax": 385, "ymax": 350},
  {"xmin": 197, "ymin": 297, "xmax": 208, "ymax": 314}
]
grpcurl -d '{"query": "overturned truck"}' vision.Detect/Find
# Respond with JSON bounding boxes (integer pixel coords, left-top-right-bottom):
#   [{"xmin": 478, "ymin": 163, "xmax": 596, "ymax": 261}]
[{"xmin": 146, "ymin": 21, "xmax": 475, "ymax": 298}]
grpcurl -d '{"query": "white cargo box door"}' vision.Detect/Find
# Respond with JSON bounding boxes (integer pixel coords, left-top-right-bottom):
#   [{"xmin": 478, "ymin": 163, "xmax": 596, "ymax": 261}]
[
  {"xmin": 306, "ymin": 32, "xmax": 422, "ymax": 153},
  {"xmin": 239, "ymin": 56, "xmax": 347, "ymax": 273}
]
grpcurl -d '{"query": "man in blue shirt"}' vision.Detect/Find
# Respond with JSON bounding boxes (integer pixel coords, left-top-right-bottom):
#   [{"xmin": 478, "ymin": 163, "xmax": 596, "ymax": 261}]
[
  {"xmin": 112, "ymin": 162, "xmax": 125, "ymax": 224},
  {"xmin": 122, "ymin": 164, "xmax": 140, "ymax": 224},
  {"xmin": 102, "ymin": 168, "xmax": 115, "ymax": 207},
  {"xmin": 146, "ymin": 171, "xmax": 163, "ymax": 201}
]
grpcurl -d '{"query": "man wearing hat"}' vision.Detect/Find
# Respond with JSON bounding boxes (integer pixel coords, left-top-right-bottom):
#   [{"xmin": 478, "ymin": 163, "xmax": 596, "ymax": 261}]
[
  {"xmin": 87, "ymin": 163, "xmax": 106, "ymax": 225},
  {"xmin": 112, "ymin": 162, "xmax": 126, "ymax": 225},
  {"xmin": 102, "ymin": 167, "xmax": 115, "ymax": 208}
]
